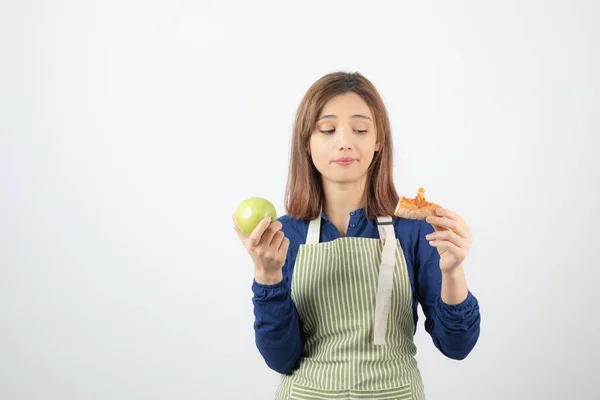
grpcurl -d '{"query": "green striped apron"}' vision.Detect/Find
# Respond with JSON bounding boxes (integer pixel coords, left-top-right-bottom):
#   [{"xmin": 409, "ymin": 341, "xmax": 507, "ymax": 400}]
[{"xmin": 273, "ymin": 215, "xmax": 426, "ymax": 400}]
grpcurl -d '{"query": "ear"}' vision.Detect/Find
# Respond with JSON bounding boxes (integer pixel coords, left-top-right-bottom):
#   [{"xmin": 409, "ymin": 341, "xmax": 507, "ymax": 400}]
[{"xmin": 375, "ymin": 141, "xmax": 381, "ymax": 152}]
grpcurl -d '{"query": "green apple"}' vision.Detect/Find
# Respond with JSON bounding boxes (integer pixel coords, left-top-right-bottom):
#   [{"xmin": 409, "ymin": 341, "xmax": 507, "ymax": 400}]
[{"xmin": 235, "ymin": 197, "xmax": 277, "ymax": 237}]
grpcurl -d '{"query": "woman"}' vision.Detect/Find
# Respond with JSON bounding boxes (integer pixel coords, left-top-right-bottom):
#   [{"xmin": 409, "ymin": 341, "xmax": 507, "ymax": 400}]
[{"xmin": 233, "ymin": 71, "xmax": 481, "ymax": 400}]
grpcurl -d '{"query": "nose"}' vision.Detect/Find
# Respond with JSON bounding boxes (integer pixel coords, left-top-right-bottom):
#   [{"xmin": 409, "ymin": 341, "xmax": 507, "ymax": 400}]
[{"xmin": 335, "ymin": 126, "xmax": 353, "ymax": 150}]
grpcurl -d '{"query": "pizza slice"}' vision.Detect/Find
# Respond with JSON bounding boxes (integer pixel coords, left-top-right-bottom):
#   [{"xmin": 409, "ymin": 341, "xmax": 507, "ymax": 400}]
[{"xmin": 394, "ymin": 187, "xmax": 442, "ymax": 220}]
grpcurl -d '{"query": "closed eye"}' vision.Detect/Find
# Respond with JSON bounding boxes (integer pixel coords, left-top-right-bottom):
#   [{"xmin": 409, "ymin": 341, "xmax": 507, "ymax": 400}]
[{"xmin": 319, "ymin": 129, "xmax": 368, "ymax": 134}]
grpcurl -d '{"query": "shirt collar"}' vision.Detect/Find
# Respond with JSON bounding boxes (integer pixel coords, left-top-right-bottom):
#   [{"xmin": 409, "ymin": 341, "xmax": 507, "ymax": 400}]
[{"xmin": 320, "ymin": 207, "xmax": 366, "ymax": 222}]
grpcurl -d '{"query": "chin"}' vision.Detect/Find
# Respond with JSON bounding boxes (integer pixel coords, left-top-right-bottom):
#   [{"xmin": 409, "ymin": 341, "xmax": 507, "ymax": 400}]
[{"xmin": 324, "ymin": 173, "xmax": 365, "ymax": 185}]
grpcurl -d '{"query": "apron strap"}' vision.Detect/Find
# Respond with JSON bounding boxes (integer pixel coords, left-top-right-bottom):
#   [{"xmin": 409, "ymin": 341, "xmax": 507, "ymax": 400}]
[
  {"xmin": 306, "ymin": 212, "xmax": 322, "ymax": 245},
  {"xmin": 374, "ymin": 216, "xmax": 397, "ymax": 345}
]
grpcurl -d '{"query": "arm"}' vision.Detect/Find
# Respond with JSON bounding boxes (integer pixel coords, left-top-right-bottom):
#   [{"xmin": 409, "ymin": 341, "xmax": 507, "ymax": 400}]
[
  {"xmin": 414, "ymin": 220, "xmax": 481, "ymax": 360},
  {"xmin": 251, "ymin": 221, "xmax": 303, "ymax": 374}
]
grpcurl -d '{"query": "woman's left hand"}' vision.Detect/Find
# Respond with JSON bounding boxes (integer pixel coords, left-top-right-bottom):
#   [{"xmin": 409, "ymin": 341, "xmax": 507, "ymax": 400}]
[{"xmin": 425, "ymin": 209, "xmax": 473, "ymax": 273}]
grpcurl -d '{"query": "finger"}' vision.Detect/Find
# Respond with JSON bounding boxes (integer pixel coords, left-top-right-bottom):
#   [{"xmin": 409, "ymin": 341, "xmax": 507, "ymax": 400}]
[
  {"xmin": 431, "ymin": 224, "xmax": 444, "ymax": 233},
  {"xmin": 271, "ymin": 230, "xmax": 285, "ymax": 250},
  {"xmin": 435, "ymin": 208, "xmax": 465, "ymax": 223},
  {"xmin": 429, "ymin": 240, "xmax": 465, "ymax": 259},
  {"xmin": 262, "ymin": 221, "xmax": 283, "ymax": 248},
  {"xmin": 435, "ymin": 208, "xmax": 473, "ymax": 236},
  {"xmin": 278, "ymin": 236, "xmax": 290, "ymax": 254},
  {"xmin": 247, "ymin": 217, "xmax": 275, "ymax": 247},
  {"xmin": 426, "ymin": 230, "xmax": 469, "ymax": 249},
  {"xmin": 426, "ymin": 216, "xmax": 470, "ymax": 239},
  {"xmin": 233, "ymin": 221, "xmax": 245, "ymax": 239}
]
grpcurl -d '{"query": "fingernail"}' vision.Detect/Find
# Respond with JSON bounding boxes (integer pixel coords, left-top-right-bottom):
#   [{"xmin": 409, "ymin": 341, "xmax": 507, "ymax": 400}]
[{"xmin": 425, "ymin": 234, "xmax": 431, "ymax": 239}]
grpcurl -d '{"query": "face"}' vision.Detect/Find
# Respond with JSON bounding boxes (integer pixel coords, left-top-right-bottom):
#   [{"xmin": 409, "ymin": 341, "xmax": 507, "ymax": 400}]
[{"xmin": 308, "ymin": 92, "xmax": 380, "ymax": 186}]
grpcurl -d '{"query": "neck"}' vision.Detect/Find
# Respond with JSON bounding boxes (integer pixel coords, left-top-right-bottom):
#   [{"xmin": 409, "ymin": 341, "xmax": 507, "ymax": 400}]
[{"xmin": 321, "ymin": 177, "xmax": 366, "ymax": 236}]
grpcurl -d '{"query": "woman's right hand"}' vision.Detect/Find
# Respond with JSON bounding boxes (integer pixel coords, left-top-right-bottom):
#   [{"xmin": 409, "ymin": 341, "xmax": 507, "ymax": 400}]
[{"xmin": 232, "ymin": 214, "xmax": 290, "ymax": 285}]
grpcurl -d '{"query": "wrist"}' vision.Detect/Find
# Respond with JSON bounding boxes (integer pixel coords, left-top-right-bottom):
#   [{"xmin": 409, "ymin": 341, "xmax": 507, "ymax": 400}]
[
  {"xmin": 254, "ymin": 269, "xmax": 283, "ymax": 285},
  {"xmin": 442, "ymin": 264, "xmax": 465, "ymax": 279},
  {"xmin": 441, "ymin": 265, "xmax": 468, "ymax": 305}
]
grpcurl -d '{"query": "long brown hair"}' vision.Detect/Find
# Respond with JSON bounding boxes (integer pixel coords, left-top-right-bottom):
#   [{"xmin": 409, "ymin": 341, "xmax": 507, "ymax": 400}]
[{"xmin": 284, "ymin": 71, "xmax": 399, "ymax": 222}]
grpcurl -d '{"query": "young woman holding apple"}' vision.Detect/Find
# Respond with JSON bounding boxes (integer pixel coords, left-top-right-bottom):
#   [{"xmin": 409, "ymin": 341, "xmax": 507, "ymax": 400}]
[{"xmin": 233, "ymin": 71, "xmax": 481, "ymax": 400}]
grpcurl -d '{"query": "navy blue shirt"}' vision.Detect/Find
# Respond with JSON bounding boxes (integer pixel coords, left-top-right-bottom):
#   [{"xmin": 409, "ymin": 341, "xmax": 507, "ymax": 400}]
[{"xmin": 251, "ymin": 207, "xmax": 481, "ymax": 374}]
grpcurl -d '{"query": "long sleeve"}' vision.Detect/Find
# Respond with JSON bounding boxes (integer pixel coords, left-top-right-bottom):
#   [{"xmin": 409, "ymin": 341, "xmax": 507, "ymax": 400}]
[
  {"xmin": 413, "ymin": 220, "xmax": 481, "ymax": 360},
  {"xmin": 251, "ymin": 220, "xmax": 303, "ymax": 374}
]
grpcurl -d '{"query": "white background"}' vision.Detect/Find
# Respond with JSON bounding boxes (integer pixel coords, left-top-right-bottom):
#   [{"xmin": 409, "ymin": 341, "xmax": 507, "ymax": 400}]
[{"xmin": 1, "ymin": 0, "xmax": 599, "ymax": 399}]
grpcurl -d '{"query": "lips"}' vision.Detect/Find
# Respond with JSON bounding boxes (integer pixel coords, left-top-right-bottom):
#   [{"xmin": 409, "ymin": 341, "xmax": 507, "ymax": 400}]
[{"xmin": 333, "ymin": 157, "xmax": 356, "ymax": 166}]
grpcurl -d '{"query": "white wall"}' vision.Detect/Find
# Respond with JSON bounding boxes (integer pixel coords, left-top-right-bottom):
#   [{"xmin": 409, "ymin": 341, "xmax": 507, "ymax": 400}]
[{"xmin": 1, "ymin": 0, "xmax": 598, "ymax": 399}]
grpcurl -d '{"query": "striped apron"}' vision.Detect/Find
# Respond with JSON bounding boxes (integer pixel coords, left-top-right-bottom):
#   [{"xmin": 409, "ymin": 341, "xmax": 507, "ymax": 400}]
[{"xmin": 273, "ymin": 215, "xmax": 426, "ymax": 400}]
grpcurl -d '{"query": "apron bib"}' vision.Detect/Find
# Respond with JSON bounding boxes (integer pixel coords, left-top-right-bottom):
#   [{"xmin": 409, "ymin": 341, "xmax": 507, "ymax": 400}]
[{"xmin": 273, "ymin": 215, "xmax": 426, "ymax": 400}]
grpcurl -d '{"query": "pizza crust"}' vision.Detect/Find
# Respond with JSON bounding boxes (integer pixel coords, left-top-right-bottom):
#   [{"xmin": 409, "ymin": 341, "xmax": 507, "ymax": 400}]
[
  {"xmin": 394, "ymin": 206, "xmax": 438, "ymax": 220},
  {"xmin": 394, "ymin": 188, "xmax": 442, "ymax": 220}
]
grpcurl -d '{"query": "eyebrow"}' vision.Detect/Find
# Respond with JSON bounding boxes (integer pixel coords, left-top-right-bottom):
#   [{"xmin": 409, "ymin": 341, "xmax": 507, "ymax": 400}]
[{"xmin": 318, "ymin": 114, "xmax": 372, "ymax": 121}]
